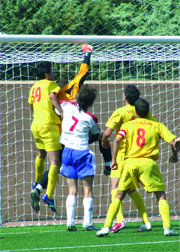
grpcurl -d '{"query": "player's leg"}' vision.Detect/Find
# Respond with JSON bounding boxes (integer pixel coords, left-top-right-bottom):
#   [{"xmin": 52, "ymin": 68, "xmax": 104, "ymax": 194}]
[
  {"xmin": 81, "ymin": 175, "xmax": 99, "ymax": 231},
  {"xmin": 30, "ymin": 169, "xmax": 48, "ymax": 212},
  {"xmin": 66, "ymin": 178, "xmax": 78, "ymax": 231},
  {"xmin": 154, "ymin": 191, "xmax": 178, "ymax": 236},
  {"xmin": 96, "ymin": 190, "xmax": 127, "ymax": 237},
  {"xmin": 41, "ymin": 149, "xmax": 60, "ymax": 212},
  {"xmin": 98, "ymin": 140, "xmax": 112, "ymax": 175},
  {"xmin": 109, "ymin": 153, "xmax": 126, "ymax": 233},
  {"xmin": 40, "ymin": 124, "xmax": 61, "ymax": 212},
  {"xmin": 33, "ymin": 150, "xmax": 46, "ymax": 188},
  {"xmin": 129, "ymin": 189, "xmax": 151, "ymax": 232},
  {"xmin": 31, "ymin": 122, "xmax": 47, "ymax": 189}
]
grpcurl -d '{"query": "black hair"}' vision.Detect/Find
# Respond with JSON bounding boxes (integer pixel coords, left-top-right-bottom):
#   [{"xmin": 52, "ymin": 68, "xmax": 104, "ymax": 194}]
[
  {"xmin": 77, "ymin": 85, "xmax": 97, "ymax": 111},
  {"xmin": 135, "ymin": 98, "xmax": 149, "ymax": 118},
  {"xmin": 57, "ymin": 78, "xmax": 68, "ymax": 89},
  {"xmin": 36, "ymin": 62, "xmax": 51, "ymax": 79},
  {"xmin": 124, "ymin": 85, "xmax": 140, "ymax": 105}
]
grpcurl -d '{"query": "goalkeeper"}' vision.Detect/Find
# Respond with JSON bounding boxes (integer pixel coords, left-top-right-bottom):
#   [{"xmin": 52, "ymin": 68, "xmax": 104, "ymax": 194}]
[
  {"xmin": 97, "ymin": 98, "xmax": 179, "ymax": 237},
  {"xmin": 102, "ymin": 84, "xmax": 157, "ymax": 233},
  {"xmin": 31, "ymin": 43, "xmax": 112, "ymax": 212}
]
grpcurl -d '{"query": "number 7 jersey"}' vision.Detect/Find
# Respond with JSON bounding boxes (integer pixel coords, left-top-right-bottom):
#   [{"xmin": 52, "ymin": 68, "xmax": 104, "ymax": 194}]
[
  {"xmin": 60, "ymin": 100, "xmax": 100, "ymax": 150},
  {"xmin": 118, "ymin": 118, "xmax": 176, "ymax": 160}
]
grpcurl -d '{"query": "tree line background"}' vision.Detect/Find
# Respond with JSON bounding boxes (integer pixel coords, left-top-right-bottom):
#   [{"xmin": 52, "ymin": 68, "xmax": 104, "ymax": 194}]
[
  {"xmin": 0, "ymin": 0, "xmax": 179, "ymax": 36},
  {"xmin": 0, "ymin": 0, "xmax": 179, "ymax": 81}
]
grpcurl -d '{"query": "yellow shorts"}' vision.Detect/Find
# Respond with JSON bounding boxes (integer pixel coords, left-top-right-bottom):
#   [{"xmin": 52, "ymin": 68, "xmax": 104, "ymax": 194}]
[
  {"xmin": 118, "ymin": 158, "xmax": 165, "ymax": 192},
  {"xmin": 31, "ymin": 122, "xmax": 62, "ymax": 152}
]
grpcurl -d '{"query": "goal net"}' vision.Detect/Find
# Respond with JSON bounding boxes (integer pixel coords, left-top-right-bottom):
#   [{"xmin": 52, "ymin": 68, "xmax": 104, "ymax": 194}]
[{"xmin": 0, "ymin": 35, "xmax": 180, "ymax": 226}]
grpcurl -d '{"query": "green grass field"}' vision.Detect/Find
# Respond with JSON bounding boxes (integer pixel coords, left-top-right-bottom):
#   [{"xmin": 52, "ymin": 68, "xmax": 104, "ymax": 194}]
[{"xmin": 1, "ymin": 220, "xmax": 180, "ymax": 252}]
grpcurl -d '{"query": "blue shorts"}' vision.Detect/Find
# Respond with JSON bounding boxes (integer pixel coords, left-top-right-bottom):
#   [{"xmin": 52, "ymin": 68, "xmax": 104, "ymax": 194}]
[{"xmin": 60, "ymin": 147, "xmax": 96, "ymax": 179}]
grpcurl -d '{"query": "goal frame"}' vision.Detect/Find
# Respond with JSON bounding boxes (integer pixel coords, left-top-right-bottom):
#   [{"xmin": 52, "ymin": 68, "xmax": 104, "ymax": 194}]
[{"xmin": 0, "ymin": 35, "xmax": 180, "ymax": 226}]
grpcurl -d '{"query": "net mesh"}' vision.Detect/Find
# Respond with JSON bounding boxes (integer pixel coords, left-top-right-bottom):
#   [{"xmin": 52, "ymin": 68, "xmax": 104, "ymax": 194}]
[{"xmin": 0, "ymin": 39, "xmax": 179, "ymax": 226}]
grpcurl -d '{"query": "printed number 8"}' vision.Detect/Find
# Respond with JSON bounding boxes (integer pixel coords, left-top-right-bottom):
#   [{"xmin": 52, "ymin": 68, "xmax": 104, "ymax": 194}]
[{"xmin": 136, "ymin": 128, "xmax": 145, "ymax": 146}]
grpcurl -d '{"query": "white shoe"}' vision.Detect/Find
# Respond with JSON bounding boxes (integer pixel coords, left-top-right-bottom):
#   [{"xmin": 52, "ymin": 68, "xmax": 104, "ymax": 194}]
[
  {"xmin": 96, "ymin": 227, "xmax": 110, "ymax": 237},
  {"xmin": 164, "ymin": 228, "xmax": 178, "ymax": 236},
  {"xmin": 137, "ymin": 221, "xmax": 151, "ymax": 232}
]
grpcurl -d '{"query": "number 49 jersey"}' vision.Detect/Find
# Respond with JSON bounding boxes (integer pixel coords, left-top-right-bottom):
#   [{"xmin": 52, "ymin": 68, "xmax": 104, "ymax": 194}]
[
  {"xmin": 118, "ymin": 118, "xmax": 176, "ymax": 160},
  {"xmin": 60, "ymin": 100, "xmax": 100, "ymax": 150},
  {"xmin": 28, "ymin": 79, "xmax": 61, "ymax": 124}
]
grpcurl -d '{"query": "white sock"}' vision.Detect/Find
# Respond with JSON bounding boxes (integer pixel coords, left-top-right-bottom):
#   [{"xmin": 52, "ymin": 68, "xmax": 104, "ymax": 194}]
[
  {"xmin": 66, "ymin": 195, "xmax": 77, "ymax": 226},
  {"xmin": 83, "ymin": 197, "xmax": 94, "ymax": 227},
  {"xmin": 36, "ymin": 184, "xmax": 43, "ymax": 192}
]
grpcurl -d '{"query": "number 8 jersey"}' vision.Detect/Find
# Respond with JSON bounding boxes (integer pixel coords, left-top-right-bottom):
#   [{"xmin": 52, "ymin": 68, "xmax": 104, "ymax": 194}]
[
  {"xmin": 60, "ymin": 100, "xmax": 100, "ymax": 150},
  {"xmin": 118, "ymin": 118, "xmax": 176, "ymax": 160}
]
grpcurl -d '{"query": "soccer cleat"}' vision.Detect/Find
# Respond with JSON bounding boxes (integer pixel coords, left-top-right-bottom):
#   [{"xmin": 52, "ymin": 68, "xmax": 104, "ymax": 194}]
[
  {"xmin": 32, "ymin": 181, "xmax": 37, "ymax": 189},
  {"xmin": 41, "ymin": 193, "xmax": 56, "ymax": 212},
  {"xmin": 110, "ymin": 220, "xmax": 126, "ymax": 233},
  {"xmin": 67, "ymin": 225, "xmax": 77, "ymax": 231},
  {"xmin": 96, "ymin": 227, "xmax": 110, "ymax": 237},
  {"xmin": 164, "ymin": 228, "xmax": 178, "ymax": 236},
  {"xmin": 81, "ymin": 43, "xmax": 93, "ymax": 53},
  {"xmin": 31, "ymin": 188, "xmax": 40, "ymax": 212},
  {"xmin": 137, "ymin": 221, "xmax": 152, "ymax": 232},
  {"xmin": 83, "ymin": 224, "xmax": 100, "ymax": 231}
]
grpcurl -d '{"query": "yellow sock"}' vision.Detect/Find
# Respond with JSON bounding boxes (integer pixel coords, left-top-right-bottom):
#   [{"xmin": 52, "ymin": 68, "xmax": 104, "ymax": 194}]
[
  {"xmin": 130, "ymin": 190, "xmax": 149, "ymax": 224},
  {"xmin": 46, "ymin": 165, "xmax": 59, "ymax": 199},
  {"xmin": 104, "ymin": 198, "xmax": 121, "ymax": 227},
  {"xmin": 35, "ymin": 156, "xmax": 45, "ymax": 183},
  {"xmin": 159, "ymin": 199, "xmax": 171, "ymax": 229},
  {"xmin": 111, "ymin": 189, "xmax": 124, "ymax": 223}
]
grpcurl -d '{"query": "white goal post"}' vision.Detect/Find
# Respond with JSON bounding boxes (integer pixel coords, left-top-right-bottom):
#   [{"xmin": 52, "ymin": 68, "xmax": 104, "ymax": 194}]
[{"xmin": 0, "ymin": 35, "xmax": 180, "ymax": 226}]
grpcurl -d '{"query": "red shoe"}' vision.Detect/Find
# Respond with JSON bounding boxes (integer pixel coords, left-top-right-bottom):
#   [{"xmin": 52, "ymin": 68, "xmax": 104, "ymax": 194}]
[
  {"xmin": 81, "ymin": 43, "xmax": 93, "ymax": 53},
  {"xmin": 110, "ymin": 220, "xmax": 126, "ymax": 233}
]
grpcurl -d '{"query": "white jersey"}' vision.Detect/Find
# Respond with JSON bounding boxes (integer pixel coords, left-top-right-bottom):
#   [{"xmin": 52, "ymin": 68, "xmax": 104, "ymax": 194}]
[{"xmin": 60, "ymin": 100, "xmax": 100, "ymax": 150}]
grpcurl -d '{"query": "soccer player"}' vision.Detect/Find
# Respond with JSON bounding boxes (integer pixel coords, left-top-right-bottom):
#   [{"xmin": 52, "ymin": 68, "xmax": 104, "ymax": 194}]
[
  {"xmin": 30, "ymin": 43, "xmax": 93, "ymax": 212},
  {"xmin": 28, "ymin": 61, "xmax": 63, "ymax": 212},
  {"xmin": 30, "ymin": 43, "xmax": 112, "ymax": 213},
  {"xmin": 60, "ymin": 85, "xmax": 101, "ymax": 231},
  {"xmin": 102, "ymin": 84, "xmax": 155, "ymax": 233},
  {"xmin": 97, "ymin": 98, "xmax": 179, "ymax": 237}
]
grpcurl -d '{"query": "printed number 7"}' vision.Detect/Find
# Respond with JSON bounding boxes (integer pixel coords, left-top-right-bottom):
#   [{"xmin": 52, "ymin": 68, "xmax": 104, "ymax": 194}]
[{"xmin": 69, "ymin": 116, "xmax": 79, "ymax": 132}]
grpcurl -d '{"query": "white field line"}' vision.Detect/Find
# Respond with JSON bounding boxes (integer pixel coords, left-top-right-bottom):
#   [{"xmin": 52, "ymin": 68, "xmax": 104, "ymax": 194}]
[{"xmin": 1, "ymin": 240, "xmax": 180, "ymax": 252}]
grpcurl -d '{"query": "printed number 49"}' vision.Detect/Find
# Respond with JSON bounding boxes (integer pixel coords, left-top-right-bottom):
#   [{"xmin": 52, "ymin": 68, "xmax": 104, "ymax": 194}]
[
  {"xmin": 136, "ymin": 128, "xmax": 145, "ymax": 146},
  {"xmin": 32, "ymin": 87, "xmax": 41, "ymax": 102},
  {"xmin": 69, "ymin": 116, "xmax": 79, "ymax": 132}
]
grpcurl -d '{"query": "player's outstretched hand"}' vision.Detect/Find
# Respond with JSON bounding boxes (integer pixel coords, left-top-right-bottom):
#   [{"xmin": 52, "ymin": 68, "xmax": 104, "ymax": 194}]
[{"xmin": 81, "ymin": 43, "xmax": 93, "ymax": 53}]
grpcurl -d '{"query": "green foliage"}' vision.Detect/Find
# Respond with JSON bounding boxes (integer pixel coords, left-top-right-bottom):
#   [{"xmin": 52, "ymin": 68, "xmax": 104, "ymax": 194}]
[{"xmin": 0, "ymin": 0, "xmax": 179, "ymax": 35}]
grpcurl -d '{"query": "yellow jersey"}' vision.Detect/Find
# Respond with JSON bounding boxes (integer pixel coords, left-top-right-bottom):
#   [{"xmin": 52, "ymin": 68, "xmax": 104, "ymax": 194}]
[
  {"xmin": 118, "ymin": 118, "xmax": 176, "ymax": 160},
  {"xmin": 57, "ymin": 63, "xmax": 90, "ymax": 101},
  {"xmin": 106, "ymin": 104, "xmax": 156, "ymax": 151},
  {"xmin": 28, "ymin": 79, "xmax": 61, "ymax": 125}
]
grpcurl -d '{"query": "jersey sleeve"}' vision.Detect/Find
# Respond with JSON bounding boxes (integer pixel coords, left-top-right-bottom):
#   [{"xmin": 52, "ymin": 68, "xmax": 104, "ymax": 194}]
[
  {"xmin": 105, "ymin": 108, "xmax": 124, "ymax": 130},
  {"xmin": 90, "ymin": 121, "xmax": 100, "ymax": 135},
  {"xmin": 60, "ymin": 63, "xmax": 90, "ymax": 100},
  {"xmin": 48, "ymin": 81, "xmax": 61, "ymax": 94},
  {"xmin": 158, "ymin": 123, "xmax": 176, "ymax": 143}
]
